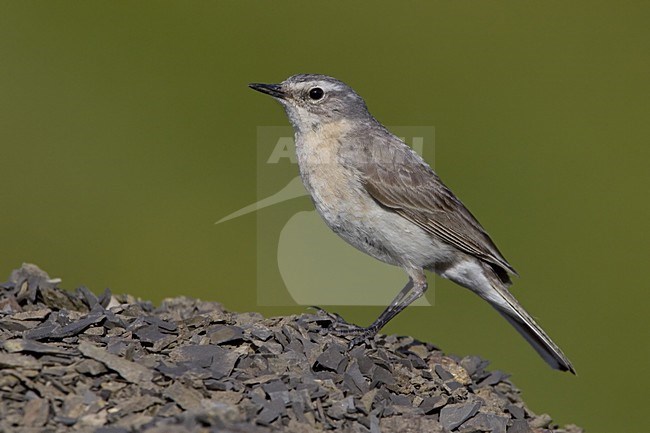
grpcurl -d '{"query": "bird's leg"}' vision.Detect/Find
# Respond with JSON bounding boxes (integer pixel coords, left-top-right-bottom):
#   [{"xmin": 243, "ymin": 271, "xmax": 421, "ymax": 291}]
[
  {"xmin": 324, "ymin": 278, "xmax": 414, "ymax": 335},
  {"xmin": 327, "ymin": 271, "xmax": 429, "ymax": 348},
  {"xmin": 347, "ymin": 276, "xmax": 428, "ymax": 348}
]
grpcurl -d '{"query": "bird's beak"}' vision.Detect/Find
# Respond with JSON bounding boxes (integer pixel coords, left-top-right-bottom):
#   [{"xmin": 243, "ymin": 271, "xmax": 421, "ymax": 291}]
[{"xmin": 248, "ymin": 83, "xmax": 285, "ymax": 99}]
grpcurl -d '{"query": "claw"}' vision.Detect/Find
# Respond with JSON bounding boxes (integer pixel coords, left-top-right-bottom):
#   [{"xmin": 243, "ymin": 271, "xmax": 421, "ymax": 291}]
[
  {"xmin": 308, "ymin": 307, "xmax": 381, "ymax": 348},
  {"xmin": 348, "ymin": 335, "xmax": 367, "ymax": 349},
  {"xmin": 308, "ymin": 306, "xmax": 346, "ymax": 323}
]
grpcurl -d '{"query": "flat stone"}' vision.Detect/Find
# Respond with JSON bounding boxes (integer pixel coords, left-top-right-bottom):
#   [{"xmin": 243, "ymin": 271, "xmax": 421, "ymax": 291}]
[
  {"xmin": 440, "ymin": 401, "xmax": 482, "ymax": 431},
  {"xmin": 208, "ymin": 324, "xmax": 244, "ymax": 344},
  {"xmin": 344, "ymin": 359, "xmax": 369, "ymax": 394},
  {"xmin": 506, "ymin": 403, "xmax": 526, "ymax": 420},
  {"xmin": 435, "ymin": 364, "xmax": 454, "ymax": 381},
  {"xmin": 133, "ymin": 324, "xmax": 167, "ymax": 344},
  {"xmin": 507, "ymin": 419, "xmax": 533, "ymax": 433},
  {"xmin": 210, "ymin": 349, "xmax": 241, "ymax": 379},
  {"xmin": 11, "ymin": 308, "xmax": 51, "ymax": 321},
  {"xmin": 78, "ymin": 341, "xmax": 155, "ymax": 388},
  {"xmin": 75, "ymin": 359, "xmax": 108, "ymax": 375},
  {"xmin": 171, "ymin": 344, "xmax": 225, "ymax": 367},
  {"xmin": 371, "ymin": 366, "xmax": 395, "ymax": 386},
  {"xmin": 144, "ymin": 316, "xmax": 177, "ymax": 332},
  {"xmin": 95, "ymin": 427, "xmax": 129, "ymax": 433},
  {"xmin": 460, "ymin": 412, "xmax": 508, "ymax": 433},
  {"xmin": 419, "ymin": 395, "xmax": 447, "ymax": 414},
  {"xmin": 23, "ymin": 320, "xmax": 61, "ymax": 341},
  {"xmin": 315, "ymin": 344, "xmax": 346, "ymax": 371},
  {"xmin": 251, "ymin": 327, "xmax": 273, "ymax": 341},
  {"xmin": 479, "ymin": 370, "xmax": 510, "ymax": 387},
  {"xmin": 23, "ymin": 397, "xmax": 50, "ymax": 427},
  {"xmin": 257, "ymin": 400, "xmax": 283, "ymax": 425},
  {"xmin": 163, "ymin": 382, "xmax": 203, "ymax": 411},
  {"xmin": 0, "ymin": 317, "xmax": 39, "ymax": 331},
  {"xmin": 0, "ymin": 352, "xmax": 40, "ymax": 369},
  {"xmin": 3, "ymin": 338, "xmax": 72, "ymax": 356}
]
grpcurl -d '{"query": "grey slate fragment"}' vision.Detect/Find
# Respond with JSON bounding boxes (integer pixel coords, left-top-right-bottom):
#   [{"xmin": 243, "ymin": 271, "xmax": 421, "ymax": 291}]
[
  {"xmin": 269, "ymin": 390, "xmax": 291, "ymax": 405},
  {"xmin": 10, "ymin": 308, "xmax": 51, "ymax": 321},
  {"xmin": 479, "ymin": 370, "xmax": 510, "ymax": 387},
  {"xmin": 208, "ymin": 324, "xmax": 244, "ymax": 344},
  {"xmin": 23, "ymin": 397, "xmax": 49, "ymax": 427},
  {"xmin": 508, "ymin": 419, "xmax": 534, "ymax": 433},
  {"xmin": 408, "ymin": 353, "xmax": 428, "ymax": 369},
  {"xmin": 95, "ymin": 427, "xmax": 129, "ymax": 433},
  {"xmin": 78, "ymin": 341, "xmax": 155, "ymax": 387},
  {"xmin": 251, "ymin": 327, "xmax": 273, "ymax": 341},
  {"xmin": 0, "ymin": 318, "xmax": 36, "ymax": 331},
  {"xmin": 435, "ymin": 364, "xmax": 454, "ymax": 381},
  {"xmin": 328, "ymin": 396, "xmax": 355, "ymax": 420},
  {"xmin": 257, "ymin": 400, "xmax": 284, "ymax": 425},
  {"xmin": 53, "ymin": 415, "xmax": 77, "ymax": 426},
  {"xmin": 133, "ymin": 324, "xmax": 167, "ymax": 344},
  {"xmin": 77, "ymin": 286, "xmax": 99, "ymax": 308},
  {"xmin": 419, "ymin": 395, "xmax": 447, "ymax": 414},
  {"xmin": 210, "ymin": 349, "xmax": 241, "ymax": 379},
  {"xmin": 460, "ymin": 356, "xmax": 483, "ymax": 376},
  {"xmin": 23, "ymin": 318, "xmax": 61, "ymax": 340},
  {"xmin": 144, "ymin": 315, "xmax": 177, "ymax": 332},
  {"xmin": 0, "ymin": 352, "xmax": 40, "ymax": 369},
  {"xmin": 3, "ymin": 338, "xmax": 72, "ymax": 355},
  {"xmin": 75, "ymin": 359, "xmax": 108, "ymax": 375},
  {"xmin": 51, "ymin": 305, "xmax": 105, "ymax": 338},
  {"xmin": 315, "ymin": 344, "xmax": 346, "ymax": 371},
  {"xmin": 262, "ymin": 379, "xmax": 288, "ymax": 395},
  {"xmin": 173, "ymin": 344, "xmax": 226, "ymax": 366},
  {"xmin": 460, "ymin": 412, "xmax": 508, "ymax": 433},
  {"xmin": 446, "ymin": 380, "xmax": 463, "ymax": 391},
  {"xmin": 389, "ymin": 394, "xmax": 411, "ymax": 406},
  {"xmin": 344, "ymin": 359, "xmax": 369, "ymax": 394},
  {"xmin": 103, "ymin": 309, "xmax": 126, "ymax": 328},
  {"xmin": 97, "ymin": 287, "xmax": 113, "ymax": 308},
  {"xmin": 506, "ymin": 403, "xmax": 526, "ymax": 419},
  {"xmin": 371, "ymin": 365, "xmax": 395, "ymax": 386},
  {"xmin": 440, "ymin": 401, "xmax": 482, "ymax": 431},
  {"xmin": 163, "ymin": 382, "xmax": 203, "ymax": 411}
]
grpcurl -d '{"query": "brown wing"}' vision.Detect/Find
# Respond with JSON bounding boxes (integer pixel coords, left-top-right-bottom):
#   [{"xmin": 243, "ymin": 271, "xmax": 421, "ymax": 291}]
[{"xmin": 354, "ymin": 136, "xmax": 517, "ymax": 278}]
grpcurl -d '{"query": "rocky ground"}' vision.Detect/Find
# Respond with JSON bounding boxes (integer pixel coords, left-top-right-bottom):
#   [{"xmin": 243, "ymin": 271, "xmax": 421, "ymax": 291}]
[{"xmin": 0, "ymin": 264, "xmax": 582, "ymax": 433}]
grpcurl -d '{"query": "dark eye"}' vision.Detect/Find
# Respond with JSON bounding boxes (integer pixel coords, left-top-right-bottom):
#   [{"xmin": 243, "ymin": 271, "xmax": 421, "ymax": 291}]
[{"xmin": 309, "ymin": 87, "xmax": 324, "ymax": 100}]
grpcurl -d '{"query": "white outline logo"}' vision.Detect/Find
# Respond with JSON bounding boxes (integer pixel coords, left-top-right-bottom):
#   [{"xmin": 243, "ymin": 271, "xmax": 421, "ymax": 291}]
[{"xmin": 217, "ymin": 126, "xmax": 435, "ymax": 307}]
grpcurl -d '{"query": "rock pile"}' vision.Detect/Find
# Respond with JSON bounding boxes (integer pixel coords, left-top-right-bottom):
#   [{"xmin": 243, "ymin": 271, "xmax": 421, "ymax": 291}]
[{"xmin": 0, "ymin": 264, "xmax": 582, "ymax": 433}]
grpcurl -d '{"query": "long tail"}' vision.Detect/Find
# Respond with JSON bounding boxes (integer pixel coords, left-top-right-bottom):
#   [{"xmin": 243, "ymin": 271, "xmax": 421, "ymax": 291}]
[{"xmin": 479, "ymin": 271, "xmax": 575, "ymax": 373}]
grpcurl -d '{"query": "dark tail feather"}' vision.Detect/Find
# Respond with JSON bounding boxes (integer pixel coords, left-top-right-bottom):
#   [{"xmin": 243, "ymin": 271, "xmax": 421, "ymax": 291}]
[
  {"xmin": 478, "ymin": 269, "xmax": 575, "ymax": 373},
  {"xmin": 497, "ymin": 308, "xmax": 575, "ymax": 374}
]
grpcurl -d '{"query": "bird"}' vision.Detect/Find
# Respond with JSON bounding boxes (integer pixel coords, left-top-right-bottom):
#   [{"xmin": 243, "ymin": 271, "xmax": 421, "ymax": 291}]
[{"xmin": 248, "ymin": 74, "xmax": 575, "ymax": 373}]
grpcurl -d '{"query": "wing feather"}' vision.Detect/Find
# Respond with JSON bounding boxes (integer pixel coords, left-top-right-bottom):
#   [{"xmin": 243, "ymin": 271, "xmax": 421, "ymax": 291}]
[{"xmin": 354, "ymin": 135, "xmax": 517, "ymax": 277}]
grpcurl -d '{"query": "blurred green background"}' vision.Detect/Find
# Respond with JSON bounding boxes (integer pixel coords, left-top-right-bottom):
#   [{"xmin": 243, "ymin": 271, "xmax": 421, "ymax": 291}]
[{"xmin": 1, "ymin": 2, "xmax": 648, "ymax": 431}]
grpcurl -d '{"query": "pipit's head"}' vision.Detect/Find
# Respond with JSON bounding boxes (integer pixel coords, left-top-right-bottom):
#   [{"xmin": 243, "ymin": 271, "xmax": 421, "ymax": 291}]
[{"xmin": 249, "ymin": 74, "xmax": 371, "ymax": 132}]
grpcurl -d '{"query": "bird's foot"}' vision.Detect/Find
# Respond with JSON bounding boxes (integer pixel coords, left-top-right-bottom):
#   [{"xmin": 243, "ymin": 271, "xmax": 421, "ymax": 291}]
[
  {"xmin": 339, "ymin": 326, "xmax": 381, "ymax": 349},
  {"xmin": 308, "ymin": 306, "xmax": 379, "ymax": 349}
]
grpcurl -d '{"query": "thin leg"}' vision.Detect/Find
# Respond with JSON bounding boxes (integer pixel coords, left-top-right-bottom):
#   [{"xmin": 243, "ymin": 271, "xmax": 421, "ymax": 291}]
[
  {"xmin": 327, "ymin": 269, "xmax": 428, "ymax": 348},
  {"xmin": 329, "ymin": 277, "xmax": 414, "ymax": 336}
]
